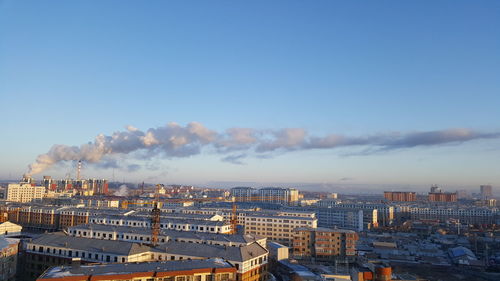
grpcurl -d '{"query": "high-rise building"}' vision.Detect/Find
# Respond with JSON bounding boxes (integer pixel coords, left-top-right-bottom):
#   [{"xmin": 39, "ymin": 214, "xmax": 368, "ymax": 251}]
[
  {"xmin": 87, "ymin": 179, "xmax": 109, "ymax": 195},
  {"xmin": 428, "ymin": 192, "xmax": 457, "ymax": 202},
  {"xmin": 230, "ymin": 187, "xmax": 255, "ymax": 202},
  {"xmin": 230, "ymin": 187, "xmax": 299, "ymax": 205},
  {"xmin": 383, "ymin": 191, "xmax": 416, "ymax": 202},
  {"xmin": 480, "ymin": 185, "xmax": 493, "ymax": 200},
  {"xmin": 5, "ymin": 183, "xmax": 45, "ymax": 203},
  {"xmin": 258, "ymin": 187, "xmax": 299, "ymax": 205}
]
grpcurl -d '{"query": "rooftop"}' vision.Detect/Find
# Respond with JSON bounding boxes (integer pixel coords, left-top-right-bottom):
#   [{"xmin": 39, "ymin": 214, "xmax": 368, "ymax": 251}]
[
  {"xmin": 155, "ymin": 241, "xmax": 268, "ymax": 262},
  {"xmin": 69, "ymin": 224, "xmax": 265, "ymax": 244},
  {"xmin": 38, "ymin": 258, "xmax": 235, "ymax": 280},
  {"xmin": 29, "ymin": 233, "xmax": 152, "ymax": 256}
]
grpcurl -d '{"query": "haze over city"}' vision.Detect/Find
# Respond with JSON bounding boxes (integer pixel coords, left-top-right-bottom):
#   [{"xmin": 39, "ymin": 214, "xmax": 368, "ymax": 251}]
[{"xmin": 1, "ymin": 1, "xmax": 499, "ymax": 191}]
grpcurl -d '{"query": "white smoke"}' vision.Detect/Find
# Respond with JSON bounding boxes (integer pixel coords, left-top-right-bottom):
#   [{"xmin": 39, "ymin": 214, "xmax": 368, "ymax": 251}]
[
  {"xmin": 114, "ymin": 184, "xmax": 129, "ymax": 197},
  {"xmin": 27, "ymin": 122, "xmax": 500, "ymax": 174}
]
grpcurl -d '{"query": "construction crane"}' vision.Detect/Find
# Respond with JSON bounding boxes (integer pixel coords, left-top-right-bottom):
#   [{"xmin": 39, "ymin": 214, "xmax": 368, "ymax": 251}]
[
  {"xmin": 230, "ymin": 200, "xmax": 237, "ymax": 234},
  {"xmin": 122, "ymin": 194, "xmax": 283, "ymax": 236},
  {"xmin": 150, "ymin": 184, "xmax": 161, "ymax": 247}
]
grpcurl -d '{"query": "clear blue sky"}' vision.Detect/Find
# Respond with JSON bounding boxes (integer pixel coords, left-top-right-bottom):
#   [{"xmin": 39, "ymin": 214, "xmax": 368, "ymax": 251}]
[{"xmin": 1, "ymin": 1, "xmax": 499, "ymax": 191}]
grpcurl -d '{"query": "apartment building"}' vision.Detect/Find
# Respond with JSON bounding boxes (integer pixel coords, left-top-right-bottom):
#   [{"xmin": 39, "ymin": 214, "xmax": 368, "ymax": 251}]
[
  {"xmin": 0, "ymin": 221, "xmax": 22, "ymax": 235},
  {"xmin": 480, "ymin": 185, "xmax": 493, "ymax": 200},
  {"xmin": 0, "ymin": 237, "xmax": 18, "ymax": 281},
  {"xmin": 68, "ymin": 224, "xmax": 267, "ymax": 247},
  {"xmin": 0, "ymin": 205, "xmax": 232, "ymax": 233},
  {"xmin": 428, "ymin": 192, "xmax": 457, "ymax": 202},
  {"xmin": 24, "ymin": 233, "xmax": 155, "ymax": 279},
  {"xmin": 243, "ymin": 213, "xmax": 317, "ymax": 246},
  {"xmin": 28, "ymin": 232, "xmax": 268, "ymax": 281},
  {"xmin": 231, "ymin": 187, "xmax": 255, "ymax": 202},
  {"xmin": 37, "ymin": 259, "xmax": 237, "ymax": 281},
  {"xmin": 316, "ymin": 202, "xmax": 391, "ymax": 227},
  {"xmin": 383, "ymin": 191, "xmax": 416, "ymax": 202},
  {"xmin": 90, "ymin": 214, "xmax": 232, "ymax": 233},
  {"xmin": 405, "ymin": 206, "xmax": 498, "ymax": 224},
  {"xmin": 293, "ymin": 227, "xmax": 358, "ymax": 261},
  {"xmin": 230, "ymin": 187, "xmax": 299, "ymax": 205},
  {"xmin": 154, "ymin": 241, "xmax": 268, "ymax": 281},
  {"xmin": 340, "ymin": 203, "xmax": 392, "ymax": 226},
  {"xmin": 315, "ymin": 208, "xmax": 365, "ymax": 232},
  {"xmin": 5, "ymin": 184, "xmax": 45, "ymax": 203}
]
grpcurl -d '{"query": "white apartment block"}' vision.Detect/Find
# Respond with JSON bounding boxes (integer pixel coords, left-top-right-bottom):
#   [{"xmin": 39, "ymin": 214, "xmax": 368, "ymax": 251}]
[
  {"xmin": 230, "ymin": 187, "xmax": 299, "ymax": 205},
  {"xmin": 90, "ymin": 215, "xmax": 232, "ymax": 234},
  {"xmin": 5, "ymin": 184, "xmax": 45, "ymax": 203},
  {"xmin": 402, "ymin": 206, "xmax": 498, "ymax": 224}
]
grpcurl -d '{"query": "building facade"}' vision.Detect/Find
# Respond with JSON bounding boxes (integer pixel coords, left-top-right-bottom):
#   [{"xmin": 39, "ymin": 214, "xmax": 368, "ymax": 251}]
[
  {"xmin": 0, "ymin": 237, "xmax": 18, "ymax": 281},
  {"xmin": 383, "ymin": 191, "xmax": 416, "ymax": 202},
  {"xmin": 243, "ymin": 213, "xmax": 317, "ymax": 246},
  {"xmin": 428, "ymin": 192, "xmax": 457, "ymax": 202},
  {"xmin": 293, "ymin": 227, "xmax": 358, "ymax": 261},
  {"xmin": 480, "ymin": 185, "xmax": 493, "ymax": 200},
  {"xmin": 5, "ymin": 184, "xmax": 45, "ymax": 203},
  {"xmin": 230, "ymin": 187, "xmax": 299, "ymax": 205},
  {"xmin": 36, "ymin": 259, "xmax": 237, "ymax": 281}
]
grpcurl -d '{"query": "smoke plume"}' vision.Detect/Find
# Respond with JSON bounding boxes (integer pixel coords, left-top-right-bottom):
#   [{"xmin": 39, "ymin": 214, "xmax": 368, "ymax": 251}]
[
  {"xmin": 114, "ymin": 184, "xmax": 129, "ymax": 197},
  {"xmin": 27, "ymin": 122, "xmax": 500, "ymax": 174}
]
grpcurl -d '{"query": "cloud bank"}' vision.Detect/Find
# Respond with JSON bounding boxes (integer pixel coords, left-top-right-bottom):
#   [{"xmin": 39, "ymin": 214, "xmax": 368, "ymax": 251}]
[{"xmin": 27, "ymin": 122, "xmax": 500, "ymax": 174}]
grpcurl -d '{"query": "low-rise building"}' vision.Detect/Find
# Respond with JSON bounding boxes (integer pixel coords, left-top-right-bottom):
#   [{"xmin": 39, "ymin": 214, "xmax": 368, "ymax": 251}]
[
  {"xmin": 28, "ymin": 232, "xmax": 268, "ymax": 281},
  {"xmin": 293, "ymin": 227, "xmax": 358, "ymax": 261},
  {"xmin": 0, "ymin": 237, "xmax": 18, "ymax": 281},
  {"xmin": 0, "ymin": 221, "xmax": 22, "ymax": 235},
  {"xmin": 36, "ymin": 259, "xmax": 237, "ymax": 281},
  {"xmin": 24, "ymin": 233, "xmax": 154, "ymax": 279},
  {"xmin": 68, "ymin": 224, "xmax": 266, "ymax": 247},
  {"xmin": 90, "ymin": 214, "xmax": 232, "ymax": 233}
]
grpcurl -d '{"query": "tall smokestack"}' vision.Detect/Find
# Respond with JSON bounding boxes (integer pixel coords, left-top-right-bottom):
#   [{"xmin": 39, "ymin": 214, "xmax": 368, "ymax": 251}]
[{"xmin": 77, "ymin": 160, "xmax": 82, "ymax": 180}]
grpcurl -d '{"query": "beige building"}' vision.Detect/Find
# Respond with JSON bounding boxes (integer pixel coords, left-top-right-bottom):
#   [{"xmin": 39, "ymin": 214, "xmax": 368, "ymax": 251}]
[
  {"xmin": 244, "ymin": 213, "xmax": 317, "ymax": 246},
  {"xmin": 6, "ymin": 183, "xmax": 45, "ymax": 203},
  {"xmin": 0, "ymin": 221, "xmax": 22, "ymax": 235}
]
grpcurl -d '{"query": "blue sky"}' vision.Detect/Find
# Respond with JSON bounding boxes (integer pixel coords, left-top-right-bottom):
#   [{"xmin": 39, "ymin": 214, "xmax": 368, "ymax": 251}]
[{"xmin": 1, "ymin": 1, "xmax": 499, "ymax": 191}]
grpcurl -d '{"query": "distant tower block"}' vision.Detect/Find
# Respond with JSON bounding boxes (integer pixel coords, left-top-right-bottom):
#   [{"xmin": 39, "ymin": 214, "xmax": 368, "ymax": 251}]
[{"xmin": 480, "ymin": 185, "xmax": 493, "ymax": 200}]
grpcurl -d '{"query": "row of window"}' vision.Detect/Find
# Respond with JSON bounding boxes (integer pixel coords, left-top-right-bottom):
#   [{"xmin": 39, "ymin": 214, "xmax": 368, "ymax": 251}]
[{"xmin": 30, "ymin": 245, "xmax": 126, "ymax": 262}]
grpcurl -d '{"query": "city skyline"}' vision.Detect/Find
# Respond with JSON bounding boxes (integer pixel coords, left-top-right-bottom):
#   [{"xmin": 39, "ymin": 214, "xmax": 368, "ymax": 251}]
[{"xmin": 1, "ymin": 1, "xmax": 499, "ymax": 189}]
